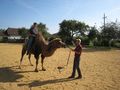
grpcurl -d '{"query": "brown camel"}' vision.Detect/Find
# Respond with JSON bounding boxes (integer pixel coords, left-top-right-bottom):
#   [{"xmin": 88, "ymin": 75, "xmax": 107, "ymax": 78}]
[{"xmin": 19, "ymin": 32, "xmax": 66, "ymax": 72}]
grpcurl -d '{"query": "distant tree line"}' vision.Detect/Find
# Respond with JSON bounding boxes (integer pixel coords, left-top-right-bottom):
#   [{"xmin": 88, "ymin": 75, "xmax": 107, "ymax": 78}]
[
  {"xmin": 0, "ymin": 20, "xmax": 120, "ymax": 48},
  {"xmin": 0, "ymin": 23, "xmax": 51, "ymax": 43},
  {"xmin": 57, "ymin": 20, "xmax": 120, "ymax": 47}
]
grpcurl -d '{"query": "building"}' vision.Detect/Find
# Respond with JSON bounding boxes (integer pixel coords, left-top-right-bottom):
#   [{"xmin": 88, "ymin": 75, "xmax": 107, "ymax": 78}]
[{"xmin": 5, "ymin": 28, "xmax": 21, "ymax": 40}]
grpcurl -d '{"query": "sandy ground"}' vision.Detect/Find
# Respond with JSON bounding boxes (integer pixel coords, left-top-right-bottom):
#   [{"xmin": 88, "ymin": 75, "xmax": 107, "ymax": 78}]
[{"xmin": 0, "ymin": 43, "xmax": 120, "ymax": 90}]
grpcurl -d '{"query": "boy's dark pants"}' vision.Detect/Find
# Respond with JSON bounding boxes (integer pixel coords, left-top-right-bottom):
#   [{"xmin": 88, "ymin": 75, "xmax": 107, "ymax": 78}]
[
  {"xmin": 27, "ymin": 36, "xmax": 35, "ymax": 54},
  {"xmin": 71, "ymin": 56, "xmax": 82, "ymax": 77}
]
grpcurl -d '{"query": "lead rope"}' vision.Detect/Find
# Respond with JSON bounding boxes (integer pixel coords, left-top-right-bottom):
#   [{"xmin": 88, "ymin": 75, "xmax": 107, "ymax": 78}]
[{"xmin": 57, "ymin": 49, "xmax": 71, "ymax": 73}]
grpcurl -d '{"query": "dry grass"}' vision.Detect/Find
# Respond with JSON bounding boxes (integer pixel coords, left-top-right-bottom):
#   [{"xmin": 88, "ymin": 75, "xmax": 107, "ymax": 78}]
[{"xmin": 0, "ymin": 43, "xmax": 120, "ymax": 90}]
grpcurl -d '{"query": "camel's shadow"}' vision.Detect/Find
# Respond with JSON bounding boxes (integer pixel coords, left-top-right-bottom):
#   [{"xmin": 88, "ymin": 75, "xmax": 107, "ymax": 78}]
[
  {"xmin": 0, "ymin": 65, "xmax": 54, "ymax": 83},
  {"xmin": 0, "ymin": 65, "xmax": 79, "ymax": 87},
  {"xmin": 0, "ymin": 66, "xmax": 23, "ymax": 83}
]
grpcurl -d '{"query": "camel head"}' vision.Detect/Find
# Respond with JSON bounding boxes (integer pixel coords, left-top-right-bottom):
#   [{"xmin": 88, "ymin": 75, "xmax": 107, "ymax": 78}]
[{"xmin": 49, "ymin": 38, "xmax": 66, "ymax": 48}]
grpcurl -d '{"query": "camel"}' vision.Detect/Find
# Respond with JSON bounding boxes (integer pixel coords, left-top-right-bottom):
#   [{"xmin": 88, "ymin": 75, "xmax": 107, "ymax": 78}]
[{"xmin": 19, "ymin": 32, "xmax": 66, "ymax": 72}]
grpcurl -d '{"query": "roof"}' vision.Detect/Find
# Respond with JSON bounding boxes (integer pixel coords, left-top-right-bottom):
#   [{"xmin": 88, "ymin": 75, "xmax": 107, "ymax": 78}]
[{"xmin": 6, "ymin": 28, "xmax": 19, "ymax": 36}]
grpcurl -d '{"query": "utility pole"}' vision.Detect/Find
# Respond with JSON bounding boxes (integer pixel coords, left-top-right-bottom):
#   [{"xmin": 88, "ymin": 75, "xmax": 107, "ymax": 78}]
[
  {"xmin": 115, "ymin": 18, "xmax": 118, "ymax": 23},
  {"xmin": 103, "ymin": 13, "xmax": 107, "ymax": 30}
]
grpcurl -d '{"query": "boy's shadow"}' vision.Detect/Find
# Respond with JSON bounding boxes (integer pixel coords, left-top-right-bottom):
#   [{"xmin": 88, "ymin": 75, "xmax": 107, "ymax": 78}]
[{"xmin": 18, "ymin": 78, "xmax": 76, "ymax": 88}]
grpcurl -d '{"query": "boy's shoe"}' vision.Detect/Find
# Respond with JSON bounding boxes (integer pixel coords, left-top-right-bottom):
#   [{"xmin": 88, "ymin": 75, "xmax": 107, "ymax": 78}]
[
  {"xmin": 75, "ymin": 76, "xmax": 82, "ymax": 79},
  {"xmin": 26, "ymin": 51, "xmax": 29, "ymax": 55},
  {"xmin": 68, "ymin": 76, "xmax": 75, "ymax": 79}
]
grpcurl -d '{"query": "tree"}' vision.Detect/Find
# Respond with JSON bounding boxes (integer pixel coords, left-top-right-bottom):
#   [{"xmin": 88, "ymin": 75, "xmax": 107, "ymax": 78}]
[
  {"xmin": 18, "ymin": 28, "xmax": 28, "ymax": 39},
  {"xmin": 0, "ymin": 29, "xmax": 5, "ymax": 31},
  {"xmin": 88, "ymin": 27, "xmax": 99, "ymax": 46},
  {"xmin": 58, "ymin": 20, "xmax": 89, "ymax": 44},
  {"xmin": 118, "ymin": 30, "xmax": 120, "ymax": 39},
  {"xmin": 88, "ymin": 27, "xmax": 99, "ymax": 41},
  {"xmin": 37, "ymin": 23, "xmax": 51, "ymax": 39},
  {"xmin": 101, "ymin": 22, "xmax": 119, "ymax": 46}
]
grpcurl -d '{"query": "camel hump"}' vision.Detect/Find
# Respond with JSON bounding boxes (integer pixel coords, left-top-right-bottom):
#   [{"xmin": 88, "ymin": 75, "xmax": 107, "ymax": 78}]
[{"xmin": 54, "ymin": 38, "xmax": 61, "ymax": 41}]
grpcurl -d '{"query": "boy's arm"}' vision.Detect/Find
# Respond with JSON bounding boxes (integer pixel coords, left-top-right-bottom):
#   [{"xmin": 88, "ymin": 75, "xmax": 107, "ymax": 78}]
[
  {"xmin": 75, "ymin": 51, "xmax": 81, "ymax": 54},
  {"xmin": 76, "ymin": 47, "xmax": 82, "ymax": 55},
  {"xmin": 74, "ymin": 46, "xmax": 82, "ymax": 55},
  {"xmin": 68, "ymin": 47, "xmax": 74, "ymax": 51},
  {"xmin": 33, "ymin": 29, "xmax": 38, "ymax": 35},
  {"xmin": 69, "ymin": 49, "xmax": 81, "ymax": 55},
  {"xmin": 67, "ymin": 46, "xmax": 82, "ymax": 55}
]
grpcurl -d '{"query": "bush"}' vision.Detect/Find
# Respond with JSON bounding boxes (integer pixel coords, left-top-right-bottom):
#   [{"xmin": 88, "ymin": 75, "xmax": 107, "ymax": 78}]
[
  {"xmin": 0, "ymin": 37, "xmax": 3, "ymax": 42},
  {"xmin": 80, "ymin": 36, "xmax": 89, "ymax": 45},
  {"xmin": 2, "ymin": 37, "xmax": 8, "ymax": 43},
  {"xmin": 101, "ymin": 39, "xmax": 109, "ymax": 46},
  {"xmin": 114, "ymin": 42, "xmax": 120, "ymax": 48},
  {"xmin": 65, "ymin": 37, "xmax": 73, "ymax": 45},
  {"xmin": 93, "ymin": 40, "xmax": 102, "ymax": 46},
  {"xmin": 111, "ymin": 40, "xmax": 120, "ymax": 48}
]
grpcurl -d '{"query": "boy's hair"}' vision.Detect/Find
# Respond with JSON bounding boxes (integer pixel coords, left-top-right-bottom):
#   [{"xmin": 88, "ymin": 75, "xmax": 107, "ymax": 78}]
[
  {"xmin": 76, "ymin": 39, "xmax": 81, "ymax": 43},
  {"xmin": 33, "ymin": 22, "xmax": 37, "ymax": 26}
]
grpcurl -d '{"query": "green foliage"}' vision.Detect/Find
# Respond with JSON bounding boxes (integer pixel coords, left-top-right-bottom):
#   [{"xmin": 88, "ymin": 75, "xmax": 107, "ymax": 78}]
[
  {"xmin": 87, "ymin": 27, "xmax": 100, "ymax": 46},
  {"xmin": 100, "ymin": 22, "xmax": 120, "ymax": 46},
  {"xmin": 37, "ymin": 23, "xmax": 51, "ymax": 39},
  {"xmin": 114, "ymin": 42, "xmax": 120, "ymax": 48},
  {"xmin": 88, "ymin": 27, "xmax": 99, "ymax": 41},
  {"xmin": 58, "ymin": 20, "xmax": 89, "ymax": 44},
  {"xmin": 48, "ymin": 33, "xmax": 60, "ymax": 42},
  {"xmin": 0, "ymin": 37, "xmax": 3, "ymax": 42},
  {"xmin": 117, "ymin": 30, "xmax": 120, "ymax": 39},
  {"xmin": 93, "ymin": 38, "xmax": 102, "ymax": 46},
  {"xmin": 110, "ymin": 39, "xmax": 120, "ymax": 48},
  {"xmin": 89, "ymin": 41, "xmax": 94, "ymax": 47},
  {"xmin": 18, "ymin": 28, "xmax": 28, "ymax": 39},
  {"xmin": 0, "ymin": 29, "xmax": 5, "ymax": 31},
  {"xmin": 80, "ymin": 36, "xmax": 89, "ymax": 45},
  {"xmin": 2, "ymin": 37, "xmax": 8, "ymax": 42}
]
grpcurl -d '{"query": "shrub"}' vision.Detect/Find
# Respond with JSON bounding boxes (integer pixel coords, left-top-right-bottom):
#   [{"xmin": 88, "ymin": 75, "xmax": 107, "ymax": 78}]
[
  {"xmin": 2, "ymin": 37, "xmax": 8, "ymax": 42},
  {"xmin": 114, "ymin": 42, "xmax": 120, "ymax": 48},
  {"xmin": 110, "ymin": 40, "xmax": 120, "ymax": 48}
]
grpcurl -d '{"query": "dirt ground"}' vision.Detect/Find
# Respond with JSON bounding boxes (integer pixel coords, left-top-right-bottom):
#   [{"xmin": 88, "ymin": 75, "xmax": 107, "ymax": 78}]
[{"xmin": 0, "ymin": 43, "xmax": 120, "ymax": 90}]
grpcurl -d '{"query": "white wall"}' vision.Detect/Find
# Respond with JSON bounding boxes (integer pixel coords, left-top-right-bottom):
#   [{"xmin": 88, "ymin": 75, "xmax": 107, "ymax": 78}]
[{"xmin": 8, "ymin": 36, "xmax": 21, "ymax": 40}]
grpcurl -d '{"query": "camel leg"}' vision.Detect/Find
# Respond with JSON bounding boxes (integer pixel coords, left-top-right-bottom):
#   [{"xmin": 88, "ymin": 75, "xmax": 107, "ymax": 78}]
[
  {"xmin": 19, "ymin": 47, "xmax": 26, "ymax": 69},
  {"xmin": 41, "ymin": 55, "xmax": 46, "ymax": 71},
  {"xmin": 19, "ymin": 56, "xmax": 24, "ymax": 69},
  {"xmin": 28, "ymin": 54, "xmax": 33, "ymax": 66},
  {"xmin": 34, "ymin": 55, "xmax": 39, "ymax": 72}
]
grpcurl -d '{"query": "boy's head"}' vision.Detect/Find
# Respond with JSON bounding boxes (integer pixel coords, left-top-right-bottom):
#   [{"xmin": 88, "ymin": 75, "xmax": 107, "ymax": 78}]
[
  {"xmin": 33, "ymin": 22, "xmax": 37, "ymax": 27},
  {"xmin": 75, "ymin": 39, "xmax": 81, "ymax": 45}
]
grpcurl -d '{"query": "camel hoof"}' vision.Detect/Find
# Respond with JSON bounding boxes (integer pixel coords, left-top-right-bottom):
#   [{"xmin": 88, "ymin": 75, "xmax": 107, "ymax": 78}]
[
  {"xmin": 19, "ymin": 66, "xmax": 21, "ymax": 69},
  {"xmin": 35, "ymin": 69, "xmax": 39, "ymax": 72},
  {"xmin": 42, "ymin": 68, "xmax": 46, "ymax": 71}
]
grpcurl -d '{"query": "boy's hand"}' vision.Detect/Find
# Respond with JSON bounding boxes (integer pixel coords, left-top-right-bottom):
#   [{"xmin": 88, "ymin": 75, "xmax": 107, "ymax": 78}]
[{"xmin": 68, "ymin": 47, "xmax": 74, "ymax": 51}]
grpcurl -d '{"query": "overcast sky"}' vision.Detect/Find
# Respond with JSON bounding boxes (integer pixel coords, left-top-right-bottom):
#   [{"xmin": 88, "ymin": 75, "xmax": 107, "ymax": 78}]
[{"xmin": 0, "ymin": 0, "xmax": 120, "ymax": 33}]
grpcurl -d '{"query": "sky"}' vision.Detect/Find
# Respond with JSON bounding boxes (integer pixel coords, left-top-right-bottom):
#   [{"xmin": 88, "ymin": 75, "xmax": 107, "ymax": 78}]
[{"xmin": 0, "ymin": 0, "xmax": 120, "ymax": 34}]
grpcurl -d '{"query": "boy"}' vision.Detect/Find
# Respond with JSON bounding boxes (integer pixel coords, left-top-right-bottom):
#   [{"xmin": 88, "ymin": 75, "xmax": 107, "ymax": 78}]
[{"xmin": 68, "ymin": 39, "xmax": 82, "ymax": 79}]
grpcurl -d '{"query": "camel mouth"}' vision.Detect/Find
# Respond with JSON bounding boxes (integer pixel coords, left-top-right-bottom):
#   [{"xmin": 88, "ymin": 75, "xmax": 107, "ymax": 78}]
[{"xmin": 64, "ymin": 44, "xmax": 67, "ymax": 48}]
